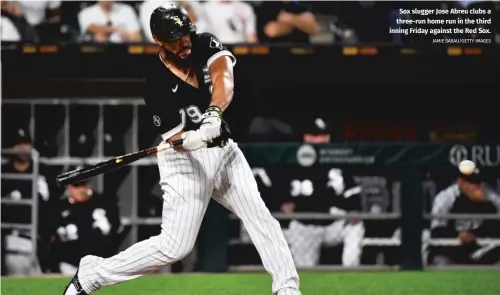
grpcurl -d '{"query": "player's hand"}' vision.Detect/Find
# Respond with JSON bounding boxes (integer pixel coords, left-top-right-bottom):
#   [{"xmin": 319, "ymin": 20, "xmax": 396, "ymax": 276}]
[
  {"xmin": 458, "ymin": 232, "xmax": 476, "ymax": 244},
  {"xmin": 181, "ymin": 130, "xmax": 207, "ymax": 150},
  {"xmin": 199, "ymin": 106, "xmax": 222, "ymax": 142}
]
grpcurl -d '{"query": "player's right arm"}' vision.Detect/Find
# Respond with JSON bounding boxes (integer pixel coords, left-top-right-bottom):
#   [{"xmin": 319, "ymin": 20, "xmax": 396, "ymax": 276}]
[{"xmin": 430, "ymin": 185, "xmax": 458, "ymax": 238}]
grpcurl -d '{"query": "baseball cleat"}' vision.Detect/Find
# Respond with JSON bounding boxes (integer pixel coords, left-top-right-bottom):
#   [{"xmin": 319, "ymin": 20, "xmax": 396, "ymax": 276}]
[{"xmin": 62, "ymin": 269, "xmax": 87, "ymax": 295}]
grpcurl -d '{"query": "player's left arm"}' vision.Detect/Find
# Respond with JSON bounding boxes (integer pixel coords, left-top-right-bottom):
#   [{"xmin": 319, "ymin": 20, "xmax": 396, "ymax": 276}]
[
  {"xmin": 208, "ymin": 55, "xmax": 234, "ymax": 112},
  {"xmin": 338, "ymin": 185, "xmax": 363, "ymax": 224},
  {"xmin": 327, "ymin": 169, "xmax": 362, "ymax": 221},
  {"xmin": 195, "ymin": 33, "xmax": 237, "ymax": 143},
  {"xmin": 195, "ymin": 56, "xmax": 234, "ymax": 143}
]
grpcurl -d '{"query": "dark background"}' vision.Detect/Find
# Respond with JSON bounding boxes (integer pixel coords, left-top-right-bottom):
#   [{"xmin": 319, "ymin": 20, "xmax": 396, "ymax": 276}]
[{"xmin": 2, "ymin": 43, "xmax": 499, "ymax": 144}]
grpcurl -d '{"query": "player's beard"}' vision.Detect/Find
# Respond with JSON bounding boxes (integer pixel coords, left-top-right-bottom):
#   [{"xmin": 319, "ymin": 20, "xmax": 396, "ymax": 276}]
[{"xmin": 163, "ymin": 46, "xmax": 194, "ymax": 68}]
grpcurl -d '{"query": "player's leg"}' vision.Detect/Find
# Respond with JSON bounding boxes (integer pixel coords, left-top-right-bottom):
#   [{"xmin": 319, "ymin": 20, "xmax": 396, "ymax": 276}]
[
  {"xmin": 213, "ymin": 142, "xmax": 301, "ymax": 295},
  {"xmin": 341, "ymin": 221, "xmax": 365, "ymax": 266},
  {"xmin": 5, "ymin": 253, "xmax": 32, "ymax": 275},
  {"xmin": 285, "ymin": 220, "xmax": 325, "ymax": 267},
  {"xmin": 4, "ymin": 233, "xmax": 42, "ymax": 275},
  {"xmin": 68, "ymin": 148, "xmax": 223, "ymax": 294},
  {"xmin": 322, "ymin": 220, "xmax": 347, "ymax": 264},
  {"xmin": 324, "ymin": 220, "xmax": 365, "ymax": 267},
  {"xmin": 476, "ymin": 245, "xmax": 500, "ymax": 264}
]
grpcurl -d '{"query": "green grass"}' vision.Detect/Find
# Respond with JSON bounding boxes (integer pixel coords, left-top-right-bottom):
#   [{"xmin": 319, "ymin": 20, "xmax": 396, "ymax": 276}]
[{"xmin": 2, "ymin": 270, "xmax": 500, "ymax": 295}]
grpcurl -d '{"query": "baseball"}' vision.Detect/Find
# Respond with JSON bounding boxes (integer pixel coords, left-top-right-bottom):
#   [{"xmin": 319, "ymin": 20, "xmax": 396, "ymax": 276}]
[{"xmin": 459, "ymin": 160, "xmax": 476, "ymax": 175}]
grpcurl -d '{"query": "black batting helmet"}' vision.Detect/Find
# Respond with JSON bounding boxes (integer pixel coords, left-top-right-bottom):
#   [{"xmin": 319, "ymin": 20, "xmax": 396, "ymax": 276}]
[{"xmin": 150, "ymin": 4, "xmax": 197, "ymax": 42}]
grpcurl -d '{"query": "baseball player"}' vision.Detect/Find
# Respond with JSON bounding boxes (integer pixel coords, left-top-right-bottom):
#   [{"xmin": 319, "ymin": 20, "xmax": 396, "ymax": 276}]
[
  {"xmin": 52, "ymin": 173, "xmax": 121, "ymax": 276},
  {"xmin": 428, "ymin": 161, "xmax": 500, "ymax": 265},
  {"xmin": 1, "ymin": 128, "xmax": 56, "ymax": 275},
  {"xmin": 280, "ymin": 167, "xmax": 365, "ymax": 267},
  {"xmin": 63, "ymin": 4, "xmax": 301, "ymax": 295}
]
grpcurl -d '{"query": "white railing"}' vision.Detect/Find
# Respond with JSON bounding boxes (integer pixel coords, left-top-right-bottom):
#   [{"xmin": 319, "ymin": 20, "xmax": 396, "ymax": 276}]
[
  {"xmin": 118, "ymin": 213, "xmax": 500, "ymax": 247},
  {"xmin": 1, "ymin": 148, "xmax": 40, "ymax": 270},
  {"xmin": 4, "ymin": 98, "xmax": 500, "ymax": 271},
  {"xmin": 3, "ymin": 98, "xmax": 146, "ymax": 244}
]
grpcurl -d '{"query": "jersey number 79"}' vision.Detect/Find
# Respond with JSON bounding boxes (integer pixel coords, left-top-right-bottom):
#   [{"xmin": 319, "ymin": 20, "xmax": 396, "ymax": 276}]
[{"xmin": 179, "ymin": 105, "xmax": 203, "ymax": 124}]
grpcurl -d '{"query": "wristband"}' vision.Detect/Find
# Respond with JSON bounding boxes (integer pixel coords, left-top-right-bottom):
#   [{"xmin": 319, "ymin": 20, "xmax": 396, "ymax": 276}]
[{"xmin": 206, "ymin": 106, "xmax": 222, "ymax": 117}]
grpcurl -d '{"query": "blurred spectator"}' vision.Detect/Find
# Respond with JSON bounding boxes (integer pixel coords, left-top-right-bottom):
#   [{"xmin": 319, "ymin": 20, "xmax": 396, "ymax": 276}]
[
  {"xmin": 49, "ymin": 171, "xmax": 122, "ymax": 276},
  {"xmin": 1, "ymin": 0, "xmax": 39, "ymax": 42},
  {"xmin": 247, "ymin": 117, "xmax": 294, "ymax": 142},
  {"xmin": 334, "ymin": 2, "xmax": 395, "ymax": 44},
  {"xmin": 78, "ymin": 0, "xmax": 142, "ymax": 43},
  {"xmin": 429, "ymin": 161, "xmax": 500, "ymax": 265},
  {"xmin": 140, "ymin": 1, "xmax": 207, "ymax": 43},
  {"xmin": 202, "ymin": 0, "xmax": 257, "ymax": 44},
  {"xmin": 17, "ymin": 0, "xmax": 61, "ymax": 42},
  {"xmin": 301, "ymin": 117, "xmax": 331, "ymax": 144},
  {"xmin": 1, "ymin": 12, "xmax": 20, "ymax": 41},
  {"xmin": 457, "ymin": 0, "xmax": 489, "ymax": 8},
  {"xmin": 1, "ymin": 128, "xmax": 56, "ymax": 274},
  {"xmin": 256, "ymin": 0, "xmax": 320, "ymax": 44}
]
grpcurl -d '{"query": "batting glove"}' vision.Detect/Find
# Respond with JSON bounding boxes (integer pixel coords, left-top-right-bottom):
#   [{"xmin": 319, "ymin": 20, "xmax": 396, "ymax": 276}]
[
  {"xmin": 199, "ymin": 106, "xmax": 222, "ymax": 142},
  {"xmin": 181, "ymin": 130, "xmax": 207, "ymax": 150}
]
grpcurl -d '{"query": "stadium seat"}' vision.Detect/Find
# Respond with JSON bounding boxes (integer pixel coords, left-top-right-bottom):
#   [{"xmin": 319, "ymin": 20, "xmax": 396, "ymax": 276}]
[
  {"xmin": 34, "ymin": 105, "xmax": 65, "ymax": 157},
  {"xmin": 69, "ymin": 105, "xmax": 98, "ymax": 157},
  {"xmin": 1, "ymin": 104, "xmax": 31, "ymax": 148},
  {"xmin": 103, "ymin": 105, "xmax": 132, "ymax": 157}
]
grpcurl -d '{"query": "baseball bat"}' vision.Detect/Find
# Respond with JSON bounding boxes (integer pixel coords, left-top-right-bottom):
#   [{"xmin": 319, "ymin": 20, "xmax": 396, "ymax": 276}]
[{"xmin": 56, "ymin": 139, "xmax": 183, "ymax": 187}]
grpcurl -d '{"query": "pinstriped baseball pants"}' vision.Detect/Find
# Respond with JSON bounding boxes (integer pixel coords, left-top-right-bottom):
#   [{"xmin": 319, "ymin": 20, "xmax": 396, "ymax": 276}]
[{"xmin": 77, "ymin": 140, "xmax": 301, "ymax": 295}]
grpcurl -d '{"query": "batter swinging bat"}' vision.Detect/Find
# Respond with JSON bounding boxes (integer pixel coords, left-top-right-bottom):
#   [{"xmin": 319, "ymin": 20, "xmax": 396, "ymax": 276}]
[{"xmin": 56, "ymin": 139, "xmax": 183, "ymax": 187}]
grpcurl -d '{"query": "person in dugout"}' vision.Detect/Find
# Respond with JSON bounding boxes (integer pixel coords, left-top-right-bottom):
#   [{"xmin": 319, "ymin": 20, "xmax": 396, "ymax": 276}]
[
  {"xmin": 1, "ymin": 128, "xmax": 56, "ymax": 275},
  {"xmin": 48, "ymin": 168, "xmax": 123, "ymax": 276},
  {"xmin": 279, "ymin": 165, "xmax": 365, "ymax": 267},
  {"xmin": 429, "ymin": 160, "xmax": 500, "ymax": 265},
  {"xmin": 254, "ymin": 118, "xmax": 365, "ymax": 267}
]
